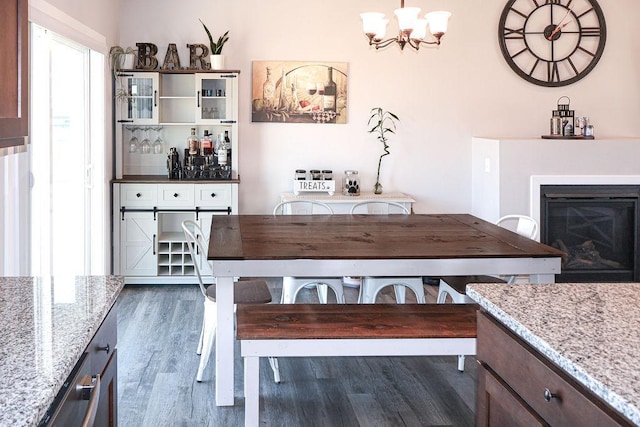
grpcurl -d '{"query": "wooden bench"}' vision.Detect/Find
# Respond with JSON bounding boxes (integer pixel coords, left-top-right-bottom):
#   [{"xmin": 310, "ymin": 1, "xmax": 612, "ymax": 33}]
[{"xmin": 237, "ymin": 303, "xmax": 478, "ymax": 427}]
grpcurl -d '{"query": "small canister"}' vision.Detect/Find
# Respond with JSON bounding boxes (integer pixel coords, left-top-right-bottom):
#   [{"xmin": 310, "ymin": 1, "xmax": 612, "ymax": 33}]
[
  {"xmin": 310, "ymin": 169, "xmax": 322, "ymax": 180},
  {"xmin": 295, "ymin": 169, "xmax": 306, "ymax": 180},
  {"xmin": 322, "ymin": 169, "xmax": 333, "ymax": 180},
  {"xmin": 550, "ymin": 114, "xmax": 562, "ymax": 135},
  {"xmin": 343, "ymin": 170, "xmax": 360, "ymax": 196}
]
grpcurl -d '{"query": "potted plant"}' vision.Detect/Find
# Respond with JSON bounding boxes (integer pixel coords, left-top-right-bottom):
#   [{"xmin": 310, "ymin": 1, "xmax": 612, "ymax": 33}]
[
  {"xmin": 199, "ymin": 19, "xmax": 229, "ymax": 70},
  {"xmin": 109, "ymin": 46, "xmax": 136, "ymax": 75},
  {"xmin": 109, "ymin": 46, "xmax": 137, "ymax": 103},
  {"xmin": 368, "ymin": 107, "xmax": 399, "ymax": 194}
]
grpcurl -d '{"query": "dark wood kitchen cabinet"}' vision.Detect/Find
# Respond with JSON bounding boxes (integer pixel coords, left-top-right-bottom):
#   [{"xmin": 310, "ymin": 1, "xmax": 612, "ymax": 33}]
[
  {"xmin": 0, "ymin": 0, "xmax": 29, "ymax": 150},
  {"xmin": 476, "ymin": 311, "xmax": 632, "ymax": 427}
]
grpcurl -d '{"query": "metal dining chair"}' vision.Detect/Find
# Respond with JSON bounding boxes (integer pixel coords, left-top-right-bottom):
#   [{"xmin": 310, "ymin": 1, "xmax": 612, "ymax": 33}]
[
  {"xmin": 182, "ymin": 220, "xmax": 280, "ymax": 383},
  {"xmin": 349, "ymin": 201, "xmax": 426, "ymax": 304},
  {"xmin": 272, "ymin": 201, "xmax": 346, "ymax": 304},
  {"xmin": 436, "ymin": 214, "xmax": 539, "ymax": 371}
]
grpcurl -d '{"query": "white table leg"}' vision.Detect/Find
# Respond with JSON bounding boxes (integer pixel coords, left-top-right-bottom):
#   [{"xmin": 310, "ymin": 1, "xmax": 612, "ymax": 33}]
[
  {"xmin": 244, "ymin": 356, "xmax": 260, "ymax": 427},
  {"xmin": 215, "ymin": 276, "xmax": 235, "ymax": 406}
]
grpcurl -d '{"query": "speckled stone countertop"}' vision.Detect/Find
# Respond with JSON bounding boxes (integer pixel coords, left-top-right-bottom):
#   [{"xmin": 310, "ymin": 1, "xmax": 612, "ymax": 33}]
[
  {"xmin": 467, "ymin": 282, "xmax": 640, "ymax": 426},
  {"xmin": 0, "ymin": 276, "xmax": 124, "ymax": 427}
]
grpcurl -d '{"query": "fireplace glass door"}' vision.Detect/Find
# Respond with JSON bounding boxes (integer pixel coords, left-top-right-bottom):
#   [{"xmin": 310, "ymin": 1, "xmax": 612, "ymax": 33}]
[{"xmin": 541, "ymin": 185, "xmax": 639, "ymax": 282}]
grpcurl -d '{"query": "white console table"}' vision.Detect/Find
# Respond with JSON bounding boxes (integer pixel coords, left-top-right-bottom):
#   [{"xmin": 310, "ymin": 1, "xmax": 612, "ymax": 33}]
[{"xmin": 280, "ymin": 191, "xmax": 415, "ymax": 214}]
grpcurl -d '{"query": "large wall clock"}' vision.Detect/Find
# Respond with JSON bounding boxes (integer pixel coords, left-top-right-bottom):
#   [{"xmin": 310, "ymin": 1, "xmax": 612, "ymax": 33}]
[{"xmin": 498, "ymin": 0, "xmax": 606, "ymax": 87}]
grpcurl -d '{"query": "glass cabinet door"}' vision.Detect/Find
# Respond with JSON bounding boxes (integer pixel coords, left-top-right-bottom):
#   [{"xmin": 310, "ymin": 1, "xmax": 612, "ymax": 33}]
[
  {"xmin": 195, "ymin": 73, "xmax": 238, "ymax": 124},
  {"xmin": 116, "ymin": 72, "xmax": 159, "ymax": 125}
]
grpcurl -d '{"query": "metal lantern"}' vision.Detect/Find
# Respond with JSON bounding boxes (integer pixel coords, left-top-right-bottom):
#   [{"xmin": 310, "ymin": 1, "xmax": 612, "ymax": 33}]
[{"xmin": 553, "ymin": 96, "xmax": 574, "ymax": 135}]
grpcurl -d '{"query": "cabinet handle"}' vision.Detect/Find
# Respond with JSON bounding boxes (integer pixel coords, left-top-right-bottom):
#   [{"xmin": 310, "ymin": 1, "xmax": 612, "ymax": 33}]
[
  {"xmin": 136, "ymin": 193, "xmax": 141, "ymax": 198},
  {"xmin": 210, "ymin": 192, "xmax": 216, "ymax": 198},
  {"xmin": 197, "ymin": 90, "xmax": 201, "ymax": 108},
  {"xmin": 78, "ymin": 374, "xmax": 101, "ymax": 427},
  {"xmin": 543, "ymin": 388, "xmax": 560, "ymax": 402},
  {"xmin": 173, "ymin": 193, "xmax": 179, "ymax": 198},
  {"xmin": 97, "ymin": 344, "xmax": 110, "ymax": 354},
  {"xmin": 153, "ymin": 234, "xmax": 157, "ymax": 255},
  {"xmin": 154, "ymin": 90, "xmax": 158, "ymax": 107}
]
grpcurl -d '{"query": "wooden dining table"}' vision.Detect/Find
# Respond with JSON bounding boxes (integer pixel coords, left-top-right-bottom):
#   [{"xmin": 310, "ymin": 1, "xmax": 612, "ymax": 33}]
[{"xmin": 207, "ymin": 213, "xmax": 564, "ymax": 406}]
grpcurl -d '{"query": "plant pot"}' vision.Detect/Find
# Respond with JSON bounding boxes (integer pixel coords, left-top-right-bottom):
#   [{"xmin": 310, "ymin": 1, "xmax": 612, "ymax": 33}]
[
  {"xmin": 119, "ymin": 53, "xmax": 136, "ymax": 70},
  {"xmin": 210, "ymin": 54, "xmax": 225, "ymax": 70}
]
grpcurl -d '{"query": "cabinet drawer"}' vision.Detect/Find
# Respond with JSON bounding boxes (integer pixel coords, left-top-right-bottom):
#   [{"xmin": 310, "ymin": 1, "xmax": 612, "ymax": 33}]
[
  {"xmin": 195, "ymin": 184, "xmax": 232, "ymax": 208},
  {"xmin": 120, "ymin": 184, "xmax": 157, "ymax": 207},
  {"xmin": 87, "ymin": 306, "xmax": 117, "ymax": 377},
  {"xmin": 477, "ymin": 312, "xmax": 628, "ymax": 427},
  {"xmin": 158, "ymin": 184, "xmax": 194, "ymax": 207}
]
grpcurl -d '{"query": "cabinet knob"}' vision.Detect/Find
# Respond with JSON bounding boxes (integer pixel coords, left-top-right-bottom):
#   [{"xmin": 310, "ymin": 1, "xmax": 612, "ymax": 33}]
[
  {"xmin": 210, "ymin": 192, "xmax": 216, "ymax": 198},
  {"xmin": 136, "ymin": 193, "xmax": 141, "ymax": 198},
  {"xmin": 173, "ymin": 193, "xmax": 179, "ymax": 198},
  {"xmin": 97, "ymin": 343, "xmax": 110, "ymax": 354},
  {"xmin": 543, "ymin": 388, "xmax": 560, "ymax": 402}
]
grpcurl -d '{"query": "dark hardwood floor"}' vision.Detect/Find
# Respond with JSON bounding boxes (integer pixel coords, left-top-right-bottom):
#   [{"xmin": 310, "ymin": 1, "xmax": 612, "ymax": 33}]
[{"xmin": 116, "ymin": 280, "xmax": 477, "ymax": 426}]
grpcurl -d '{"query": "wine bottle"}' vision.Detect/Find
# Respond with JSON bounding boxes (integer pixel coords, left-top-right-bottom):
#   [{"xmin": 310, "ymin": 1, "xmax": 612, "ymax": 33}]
[
  {"xmin": 217, "ymin": 133, "xmax": 227, "ymax": 166},
  {"xmin": 262, "ymin": 67, "xmax": 275, "ymax": 109},
  {"xmin": 323, "ymin": 67, "xmax": 337, "ymax": 112},
  {"xmin": 224, "ymin": 130, "xmax": 232, "ymax": 166}
]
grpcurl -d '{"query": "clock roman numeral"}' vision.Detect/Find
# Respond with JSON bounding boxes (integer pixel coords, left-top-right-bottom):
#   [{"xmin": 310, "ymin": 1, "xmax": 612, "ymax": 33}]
[
  {"xmin": 531, "ymin": 0, "xmax": 539, "ymax": 7},
  {"xmin": 578, "ymin": 46, "xmax": 596, "ymax": 57},
  {"xmin": 567, "ymin": 57, "xmax": 579, "ymax": 75},
  {"xmin": 577, "ymin": 8, "xmax": 594, "ymax": 19},
  {"xmin": 503, "ymin": 27, "xmax": 525, "ymax": 39},
  {"xmin": 545, "ymin": 0, "xmax": 562, "ymax": 5},
  {"xmin": 547, "ymin": 62, "xmax": 560, "ymax": 82},
  {"xmin": 582, "ymin": 27, "xmax": 601, "ymax": 37},
  {"xmin": 529, "ymin": 59, "xmax": 540, "ymax": 77},
  {"xmin": 510, "ymin": 47, "xmax": 529, "ymax": 59},
  {"xmin": 509, "ymin": 7, "xmax": 528, "ymax": 19}
]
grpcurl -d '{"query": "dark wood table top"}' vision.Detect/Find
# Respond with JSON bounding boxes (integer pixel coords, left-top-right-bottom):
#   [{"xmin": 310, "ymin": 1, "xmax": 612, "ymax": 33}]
[{"xmin": 208, "ymin": 214, "xmax": 564, "ymax": 261}]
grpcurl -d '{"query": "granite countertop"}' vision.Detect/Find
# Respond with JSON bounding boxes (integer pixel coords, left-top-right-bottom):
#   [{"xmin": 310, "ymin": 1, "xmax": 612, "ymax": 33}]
[
  {"xmin": 0, "ymin": 276, "xmax": 124, "ymax": 427},
  {"xmin": 467, "ymin": 282, "xmax": 640, "ymax": 426}
]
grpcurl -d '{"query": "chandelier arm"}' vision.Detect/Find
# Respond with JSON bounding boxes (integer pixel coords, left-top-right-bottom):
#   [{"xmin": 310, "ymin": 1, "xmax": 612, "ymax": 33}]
[
  {"xmin": 417, "ymin": 38, "xmax": 440, "ymax": 46},
  {"xmin": 371, "ymin": 37, "xmax": 400, "ymax": 49}
]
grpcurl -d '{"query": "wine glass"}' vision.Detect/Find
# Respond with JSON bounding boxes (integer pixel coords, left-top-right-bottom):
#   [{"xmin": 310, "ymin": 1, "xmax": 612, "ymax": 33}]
[
  {"xmin": 152, "ymin": 127, "xmax": 163, "ymax": 154},
  {"xmin": 140, "ymin": 127, "xmax": 151, "ymax": 154},
  {"xmin": 128, "ymin": 127, "xmax": 139, "ymax": 153}
]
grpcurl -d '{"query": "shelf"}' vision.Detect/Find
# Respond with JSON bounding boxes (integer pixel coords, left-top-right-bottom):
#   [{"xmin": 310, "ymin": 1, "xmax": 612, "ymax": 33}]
[{"xmin": 157, "ymin": 232, "xmax": 185, "ymax": 242}]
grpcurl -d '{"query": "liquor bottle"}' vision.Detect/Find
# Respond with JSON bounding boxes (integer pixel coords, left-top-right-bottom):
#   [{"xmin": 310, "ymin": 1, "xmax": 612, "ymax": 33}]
[
  {"xmin": 323, "ymin": 67, "xmax": 337, "ymax": 112},
  {"xmin": 201, "ymin": 130, "xmax": 213, "ymax": 156},
  {"xmin": 217, "ymin": 133, "xmax": 227, "ymax": 166},
  {"xmin": 262, "ymin": 67, "xmax": 275, "ymax": 109},
  {"xmin": 224, "ymin": 130, "xmax": 232, "ymax": 166},
  {"xmin": 187, "ymin": 127, "xmax": 199, "ymax": 156}
]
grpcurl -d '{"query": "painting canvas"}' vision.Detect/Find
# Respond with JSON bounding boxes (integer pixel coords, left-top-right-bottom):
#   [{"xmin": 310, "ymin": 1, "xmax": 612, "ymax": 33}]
[{"xmin": 252, "ymin": 61, "xmax": 348, "ymax": 124}]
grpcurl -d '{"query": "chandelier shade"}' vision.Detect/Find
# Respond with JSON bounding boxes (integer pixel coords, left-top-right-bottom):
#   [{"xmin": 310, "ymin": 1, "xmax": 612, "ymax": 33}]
[{"xmin": 360, "ymin": 1, "xmax": 451, "ymax": 51}]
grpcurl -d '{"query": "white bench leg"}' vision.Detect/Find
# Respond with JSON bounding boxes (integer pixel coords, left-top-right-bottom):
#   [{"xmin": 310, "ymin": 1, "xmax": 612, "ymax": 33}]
[{"xmin": 244, "ymin": 356, "xmax": 260, "ymax": 427}]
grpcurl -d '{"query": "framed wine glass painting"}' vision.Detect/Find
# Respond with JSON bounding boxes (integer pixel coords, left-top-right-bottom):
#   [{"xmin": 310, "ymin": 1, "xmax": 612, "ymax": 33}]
[{"xmin": 251, "ymin": 61, "xmax": 348, "ymax": 124}]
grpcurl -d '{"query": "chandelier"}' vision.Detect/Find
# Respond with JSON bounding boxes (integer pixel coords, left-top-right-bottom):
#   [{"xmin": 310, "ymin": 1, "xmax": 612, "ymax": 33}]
[{"xmin": 360, "ymin": 0, "xmax": 451, "ymax": 51}]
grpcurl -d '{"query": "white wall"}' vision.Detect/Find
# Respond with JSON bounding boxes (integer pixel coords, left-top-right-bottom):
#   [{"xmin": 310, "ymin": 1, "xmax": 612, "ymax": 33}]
[{"xmin": 117, "ymin": 0, "xmax": 640, "ymax": 214}]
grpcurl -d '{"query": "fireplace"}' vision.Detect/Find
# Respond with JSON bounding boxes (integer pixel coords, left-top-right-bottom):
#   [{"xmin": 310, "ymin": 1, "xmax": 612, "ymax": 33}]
[{"xmin": 540, "ymin": 185, "xmax": 640, "ymax": 282}]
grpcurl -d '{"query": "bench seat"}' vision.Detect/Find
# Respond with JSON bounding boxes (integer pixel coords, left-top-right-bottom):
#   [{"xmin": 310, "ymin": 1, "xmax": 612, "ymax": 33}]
[{"xmin": 237, "ymin": 303, "xmax": 478, "ymax": 427}]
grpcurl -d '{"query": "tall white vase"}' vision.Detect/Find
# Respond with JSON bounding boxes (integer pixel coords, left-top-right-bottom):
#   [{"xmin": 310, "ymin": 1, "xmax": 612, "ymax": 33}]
[{"xmin": 210, "ymin": 54, "xmax": 225, "ymax": 70}]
